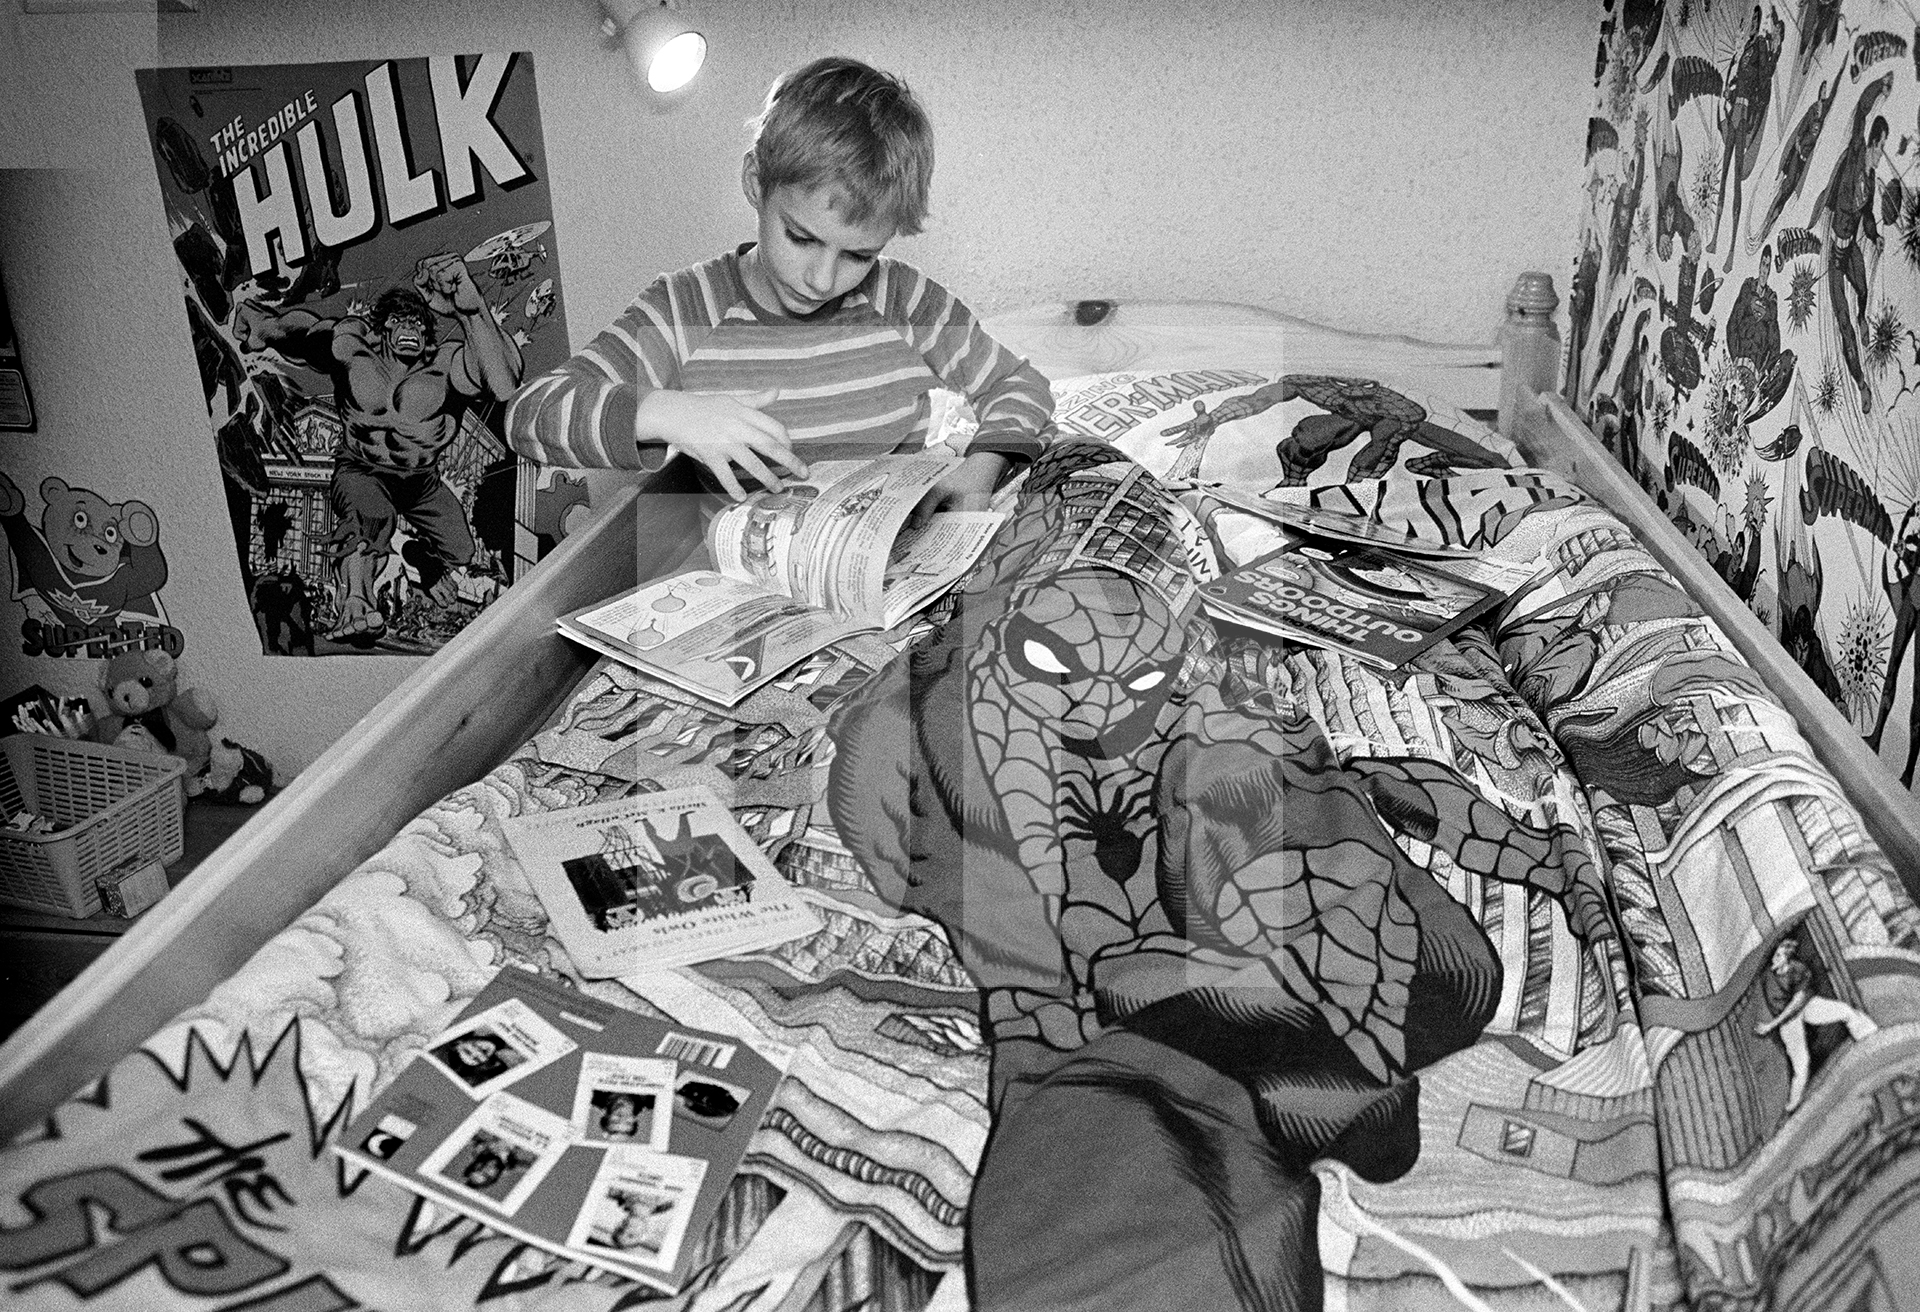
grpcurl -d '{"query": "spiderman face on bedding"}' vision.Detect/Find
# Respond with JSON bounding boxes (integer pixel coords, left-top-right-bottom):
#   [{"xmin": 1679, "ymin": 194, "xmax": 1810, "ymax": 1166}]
[{"xmin": 826, "ymin": 441, "xmax": 1617, "ymax": 1309}]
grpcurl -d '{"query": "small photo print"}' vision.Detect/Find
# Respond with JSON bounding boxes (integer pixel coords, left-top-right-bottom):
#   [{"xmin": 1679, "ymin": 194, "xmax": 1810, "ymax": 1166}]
[
  {"xmin": 672, "ymin": 1071, "xmax": 751, "ymax": 1135},
  {"xmin": 566, "ymin": 1148, "xmax": 707, "ymax": 1274},
  {"xmin": 416, "ymin": 1092, "xmax": 571, "ymax": 1217},
  {"xmin": 423, "ymin": 996, "xmax": 577, "ymax": 1099},
  {"xmin": 360, "ymin": 1113, "xmax": 418, "ymax": 1161},
  {"xmin": 570, "ymin": 1052, "xmax": 675, "ymax": 1151}
]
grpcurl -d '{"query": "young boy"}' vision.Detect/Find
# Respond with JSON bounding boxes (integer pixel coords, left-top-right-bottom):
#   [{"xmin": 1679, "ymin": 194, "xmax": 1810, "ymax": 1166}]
[{"xmin": 506, "ymin": 56, "xmax": 1053, "ymax": 515}]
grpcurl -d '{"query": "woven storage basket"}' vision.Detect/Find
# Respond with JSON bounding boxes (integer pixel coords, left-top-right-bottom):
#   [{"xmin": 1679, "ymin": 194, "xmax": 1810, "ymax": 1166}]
[{"xmin": 0, "ymin": 734, "xmax": 187, "ymax": 918}]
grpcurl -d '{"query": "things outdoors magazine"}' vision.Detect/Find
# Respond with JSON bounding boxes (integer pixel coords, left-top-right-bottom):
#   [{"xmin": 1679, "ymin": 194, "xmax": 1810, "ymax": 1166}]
[{"xmin": 1199, "ymin": 517, "xmax": 1538, "ymax": 669}]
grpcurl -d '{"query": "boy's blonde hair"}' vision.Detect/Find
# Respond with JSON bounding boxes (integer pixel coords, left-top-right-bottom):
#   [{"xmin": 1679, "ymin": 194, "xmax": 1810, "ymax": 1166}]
[{"xmin": 748, "ymin": 56, "xmax": 934, "ymax": 237}]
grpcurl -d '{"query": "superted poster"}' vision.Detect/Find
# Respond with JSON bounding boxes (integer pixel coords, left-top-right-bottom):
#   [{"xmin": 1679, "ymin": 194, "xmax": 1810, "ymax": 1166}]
[{"xmin": 135, "ymin": 54, "xmax": 580, "ymax": 655}]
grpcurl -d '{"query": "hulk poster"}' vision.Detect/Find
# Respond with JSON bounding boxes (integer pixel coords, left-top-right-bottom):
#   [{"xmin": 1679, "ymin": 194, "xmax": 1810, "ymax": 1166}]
[{"xmin": 135, "ymin": 54, "xmax": 578, "ymax": 655}]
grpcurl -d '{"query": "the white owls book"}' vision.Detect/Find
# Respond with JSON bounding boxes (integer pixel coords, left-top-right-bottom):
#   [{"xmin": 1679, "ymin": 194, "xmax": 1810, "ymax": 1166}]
[{"xmin": 499, "ymin": 786, "xmax": 819, "ymax": 978}]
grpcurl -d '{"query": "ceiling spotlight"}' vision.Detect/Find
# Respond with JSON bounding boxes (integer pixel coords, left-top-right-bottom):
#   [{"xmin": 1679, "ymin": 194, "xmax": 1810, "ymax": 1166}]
[{"xmin": 601, "ymin": 0, "xmax": 706, "ymax": 94}]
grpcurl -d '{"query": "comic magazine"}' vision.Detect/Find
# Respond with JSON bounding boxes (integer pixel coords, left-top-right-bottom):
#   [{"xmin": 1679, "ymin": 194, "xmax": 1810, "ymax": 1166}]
[
  {"xmin": 133, "ymin": 54, "xmax": 581, "ymax": 656},
  {"xmin": 1199, "ymin": 529, "xmax": 1509, "ymax": 670}
]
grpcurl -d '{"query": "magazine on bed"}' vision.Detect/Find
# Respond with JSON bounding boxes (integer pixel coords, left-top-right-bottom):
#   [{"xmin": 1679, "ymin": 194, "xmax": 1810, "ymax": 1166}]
[
  {"xmin": 500, "ymin": 787, "xmax": 820, "ymax": 977},
  {"xmin": 1200, "ymin": 527, "xmax": 1530, "ymax": 669},
  {"xmin": 334, "ymin": 967, "xmax": 792, "ymax": 1295},
  {"xmin": 557, "ymin": 453, "xmax": 1004, "ymax": 706}
]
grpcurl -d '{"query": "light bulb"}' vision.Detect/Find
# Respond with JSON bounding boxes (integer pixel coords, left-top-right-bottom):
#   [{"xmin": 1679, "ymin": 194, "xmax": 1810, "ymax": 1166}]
[{"xmin": 646, "ymin": 30, "xmax": 706, "ymax": 92}]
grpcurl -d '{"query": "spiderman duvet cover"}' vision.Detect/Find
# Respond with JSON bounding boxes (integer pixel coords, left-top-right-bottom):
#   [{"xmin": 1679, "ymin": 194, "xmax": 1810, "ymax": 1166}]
[{"xmin": 3, "ymin": 371, "xmax": 1918, "ymax": 1312}]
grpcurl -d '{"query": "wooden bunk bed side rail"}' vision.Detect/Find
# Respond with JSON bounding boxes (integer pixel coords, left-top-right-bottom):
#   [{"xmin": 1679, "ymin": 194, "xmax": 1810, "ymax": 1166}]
[
  {"xmin": 0, "ymin": 486, "xmax": 680, "ymax": 1144},
  {"xmin": 1514, "ymin": 393, "xmax": 1920, "ymax": 896}
]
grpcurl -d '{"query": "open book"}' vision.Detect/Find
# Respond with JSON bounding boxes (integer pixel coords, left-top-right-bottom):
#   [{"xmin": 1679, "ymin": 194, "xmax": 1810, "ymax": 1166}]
[
  {"xmin": 558, "ymin": 453, "xmax": 1003, "ymax": 706},
  {"xmin": 334, "ymin": 966, "xmax": 791, "ymax": 1295}
]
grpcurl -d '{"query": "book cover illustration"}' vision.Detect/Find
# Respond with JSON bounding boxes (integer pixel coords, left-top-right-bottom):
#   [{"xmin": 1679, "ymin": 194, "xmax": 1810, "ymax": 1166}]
[
  {"xmin": 334, "ymin": 967, "xmax": 792, "ymax": 1293},
  {"xmin": 1201, "ymin": 533, "xmax": 1501, "ymax": 669},
  {"xmin": 500, "ymin": 787, "xmax": 821, "ymax": 977},
  {"xmin": 134, "ymin": 54, "xmax": 578, "ymax": 656}
]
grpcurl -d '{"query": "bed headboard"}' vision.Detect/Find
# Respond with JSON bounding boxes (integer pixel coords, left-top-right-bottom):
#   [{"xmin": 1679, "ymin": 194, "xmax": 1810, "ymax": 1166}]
[{"xmin": 982, "ymin": 298, "xmax": 1503, "ymax": 414}]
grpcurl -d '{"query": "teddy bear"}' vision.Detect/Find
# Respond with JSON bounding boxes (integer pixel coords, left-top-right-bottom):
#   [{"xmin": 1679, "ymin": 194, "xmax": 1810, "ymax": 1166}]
[
  {"xmin": 89, "ymin": 649, "xmax": 218, "ymax": 791},
  {"xmin": 199, "ymin": 737, "xmax": 275, "ymax": 805}
]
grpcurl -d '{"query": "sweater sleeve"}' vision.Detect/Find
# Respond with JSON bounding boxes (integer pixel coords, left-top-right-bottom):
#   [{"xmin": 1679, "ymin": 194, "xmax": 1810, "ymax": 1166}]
[
  {"xmin": 504, "ymin": 272, "xmax": 691, "ymax": 471},
  {"xmin": 885, "ymin": 265, "xmax": 1055, "ymax": 463}
]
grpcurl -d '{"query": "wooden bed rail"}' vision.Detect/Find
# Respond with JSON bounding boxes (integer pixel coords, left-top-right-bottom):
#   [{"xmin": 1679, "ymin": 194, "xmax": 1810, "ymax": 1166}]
[
  {"xmin": 1513, "ymin": 392, "xmax": 1920, "ymax": 896},
  {"xmin": 0, "ymin": 485, "xmax": 671, "ymax": 1143}
]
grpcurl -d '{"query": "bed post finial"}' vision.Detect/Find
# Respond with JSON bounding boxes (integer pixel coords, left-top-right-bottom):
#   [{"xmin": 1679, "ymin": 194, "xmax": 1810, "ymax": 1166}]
[{"xmin": 1499, "ymin": 272, "xmax": 1561, "ymax": 442}]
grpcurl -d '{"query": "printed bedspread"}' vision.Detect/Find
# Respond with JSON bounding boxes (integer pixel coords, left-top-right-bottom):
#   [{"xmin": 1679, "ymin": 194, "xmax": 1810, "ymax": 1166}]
[{"xmin": 5, "ymin": 372, "xmax": 1918, "ymax": 1312}]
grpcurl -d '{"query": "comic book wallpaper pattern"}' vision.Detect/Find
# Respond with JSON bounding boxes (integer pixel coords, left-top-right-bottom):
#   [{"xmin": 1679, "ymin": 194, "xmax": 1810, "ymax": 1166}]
[
  {"xmin": 1573, "ymin": 0, "xmax": 1920, "ymax": 789},
  {"xmin": 132, "ymin": 53, "xmax": 579, "ymax": 658}
]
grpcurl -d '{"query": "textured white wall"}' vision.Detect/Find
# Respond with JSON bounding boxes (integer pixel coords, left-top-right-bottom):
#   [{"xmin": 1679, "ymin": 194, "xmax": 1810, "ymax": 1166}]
[{"xmin": 0, "ymin": 0, "xmax": 1595, "ymax": 776}]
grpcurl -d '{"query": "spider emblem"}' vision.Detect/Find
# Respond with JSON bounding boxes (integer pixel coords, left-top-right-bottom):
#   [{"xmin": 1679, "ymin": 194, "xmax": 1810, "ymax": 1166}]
[{"xmin": 1058, "ymin": 772, "xmax": 1154, "ymax": 886}]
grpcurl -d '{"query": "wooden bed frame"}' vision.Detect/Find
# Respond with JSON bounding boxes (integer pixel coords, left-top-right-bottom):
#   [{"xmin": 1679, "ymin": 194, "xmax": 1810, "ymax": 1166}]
[{"xmin": 3, "ymin": 296, "xmax": 1916, "ymax": 1145}]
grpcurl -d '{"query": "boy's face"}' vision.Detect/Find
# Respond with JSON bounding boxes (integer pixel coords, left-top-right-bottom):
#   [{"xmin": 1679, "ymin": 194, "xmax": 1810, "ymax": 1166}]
[{"xmin": 743, "ymin": 160, "xmax": 894, "ymax": 317}]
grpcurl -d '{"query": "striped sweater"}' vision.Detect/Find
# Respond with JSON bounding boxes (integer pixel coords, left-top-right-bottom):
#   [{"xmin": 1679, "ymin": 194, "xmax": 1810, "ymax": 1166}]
[{"xmin": 505, "ymin": 248, "xmax": 1054, "ymax": 472}]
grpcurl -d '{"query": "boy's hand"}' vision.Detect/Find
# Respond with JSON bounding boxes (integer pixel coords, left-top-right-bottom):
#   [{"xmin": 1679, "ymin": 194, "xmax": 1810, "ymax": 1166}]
[
  {"xmin": 909, "ymin": 452, "xmax": 1007, "ymax": 529},
  {"xmin": 636, "ymin": 388, "xmax": 807, "ymax": 499}
]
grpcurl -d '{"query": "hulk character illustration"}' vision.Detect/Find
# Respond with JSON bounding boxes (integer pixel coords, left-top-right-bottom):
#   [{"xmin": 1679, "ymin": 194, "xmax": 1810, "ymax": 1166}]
[
  {"xmin": 1160, "ymin": 374, "xmax": 1509, "ymax": 486},
  {"xmin": 0, "ymin": 472, "xmax": 169, "ymax": 643},
  {"xmin": 233, "ymin": 252, "xmax": 524, "ymax": 641},
  {"xmin": 826, "ymin": 442, "xmax": 1616, "ymax": 1309}
]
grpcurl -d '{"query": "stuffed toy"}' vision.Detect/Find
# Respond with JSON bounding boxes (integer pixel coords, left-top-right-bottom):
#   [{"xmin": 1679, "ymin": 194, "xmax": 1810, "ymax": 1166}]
[
  {"xmin": 89, "ymin": 649, "xmax": 218, "ymax": 791},
  {"xmin": 199, "ymin": 736, "xmax": 275, "ymax": 805}
]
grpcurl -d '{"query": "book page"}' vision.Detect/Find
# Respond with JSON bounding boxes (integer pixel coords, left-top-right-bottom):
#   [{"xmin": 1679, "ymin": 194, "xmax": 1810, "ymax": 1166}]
[
  {"xmin": 557, "ymin": 570, "xmax": 868, "ymax": 706},
  {"xmin": 879, "ymin": 511, "xmax": 1006, "ymax": 628},
  {"xmin": 708, "ymin": 454, "xmax": 953, "ymax": 619}
]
